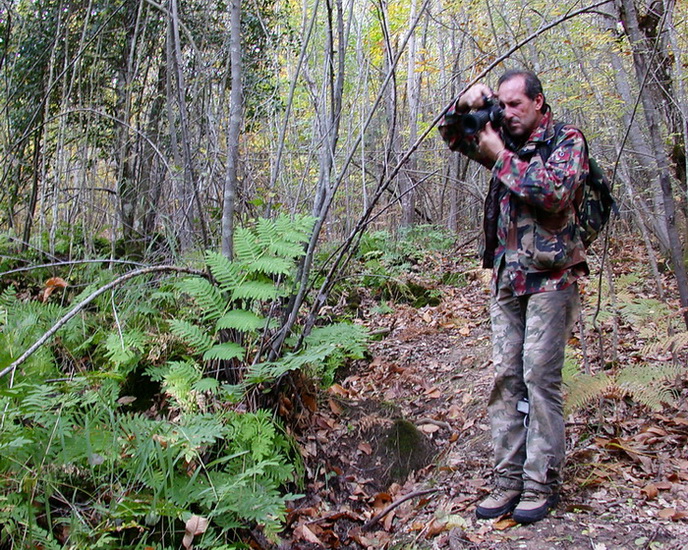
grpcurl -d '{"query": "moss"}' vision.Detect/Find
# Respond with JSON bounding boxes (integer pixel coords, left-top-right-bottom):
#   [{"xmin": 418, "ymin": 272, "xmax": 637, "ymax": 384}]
[{"xmin": 382, "ymin": 419, "xmax": 435, "ymax": 484}]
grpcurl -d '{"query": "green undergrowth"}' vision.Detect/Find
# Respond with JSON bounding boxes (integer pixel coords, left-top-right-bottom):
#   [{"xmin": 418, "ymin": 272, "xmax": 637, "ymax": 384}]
[
  {"xmin": 327, "ymin": 225, "xmax": 456, "ymax": 311},
  {"xmin": 0, "ymin": 215, "xmax": 370, "ymax": 548}
]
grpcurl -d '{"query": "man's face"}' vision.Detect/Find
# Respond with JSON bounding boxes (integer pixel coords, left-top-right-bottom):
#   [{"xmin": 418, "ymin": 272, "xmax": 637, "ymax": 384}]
[{"xmin": 496, "ymin": 76, "xmax": 544, "ymax": 139}]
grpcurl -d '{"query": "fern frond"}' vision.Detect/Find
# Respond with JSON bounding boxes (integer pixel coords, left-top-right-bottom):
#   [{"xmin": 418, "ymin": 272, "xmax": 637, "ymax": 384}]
[
  {"xmin": 216, "ymin": 309, "xmax": 268, "ymax": 332},
  {"xmin": 255, "ymin": 217, "xmax": 279, "ymax": 249},
  {"xmin": 245, "ymin": 255, "xmax": 294, "ymax": 277},
  {"xmin": 0, "ymin": 286, "xmax": 17, "ymax": 308},
  {"xmin": 273, "ymin": 214, "xmax": 316, "ymax": 243},
  {"xmin": 231, "ymin": 280, "xmax": 283, "ymax": 301},
  {"xmin": 306, "ymin": 322, "xmax": 369, "ymax": 360},
  {"xmin": 161, "ymin": 360, "xmax": 203, "ymax": 412},
  {"xmin": 169, "ymin": 319, "xmax": 214, "ymax": 353},
  {"xmin": 245, "ymin": 343, "xmax": 334, "ymax": 384},
  {"xmin": 615, "ymin": 363, "xmax": 681, "ymax": 412},
  {"xmin": 179, "ymin": 276, "xmax": 226, "ymax": 321},
  {"xmin": 205, "ymin": 251, "xmax": 241, "ymax": 293},
  {"xmin": 202, "ymin": 342, "xmax": 245, "ymax": 361},
  {"xmin": 233, "ymin": 226, "xmax": 262, "ymax": 264},
  {"xmin": 193, "ymin": 377, "xmax": 220, "ymax": 394},
  {"xmin": 104, "ymin": 329, "xmax": 147, "ymax": 368},
  {"xmin": 563, "ymin": 372, "xmax": 614, "ymax": 415},
  {"xmin": 643, "ymin": 331, "xmax": 688, "ymax": 357}
]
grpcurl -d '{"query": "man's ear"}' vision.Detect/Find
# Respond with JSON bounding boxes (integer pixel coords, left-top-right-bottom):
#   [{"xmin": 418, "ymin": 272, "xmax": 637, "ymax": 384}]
[{"xmin": 534, "ymin": 93, "xmax": 545, "ymax": 111}]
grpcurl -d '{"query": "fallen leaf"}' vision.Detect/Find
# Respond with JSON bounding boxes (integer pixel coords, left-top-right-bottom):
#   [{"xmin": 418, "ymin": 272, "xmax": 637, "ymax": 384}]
[
  {"xmin": 328, "ymin": 398, "xmax": 343, "ymax": 415},
  {"xmin": 358, "ymin": 442, "xmax": 373, "ymax": 455},
  {"xmin": 294, "ymin": 524, "xmax": 325, "ymax": 546},
  {"xmin": 641, "ymin": 484, "xmax": 658, "ymax": 499},
  {"xmin": 328, "ymin": 383, "xmax": 349, "ymax": 397},
  {"xmin": 117, "ymin": 396, "xmax": 137, "ymax": 406},
  {"xmin": 425, "ymin": 518, "xmax": 447, "ymax": 537},
  {"xmin": 424, "ymin": 387, "xmax": 441, "ymax": 399},
  {"xmin": 182, "ymin": 515, "xmax": 209, "ymax": 549},
  {"xmin": 494, "ymin": 518, "xmax": 517, "ymax": 530},
  {"xmin": 372, "ymin": 492, "xmax": 392, "ymax": 510},
  {"xmin": 41, "ymin": 277, "xmax": 68, "ymax": 302}
]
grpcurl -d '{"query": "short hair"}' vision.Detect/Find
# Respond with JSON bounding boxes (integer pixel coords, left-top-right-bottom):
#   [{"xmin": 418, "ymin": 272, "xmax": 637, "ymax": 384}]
[{"xmin": 498, "ymin": 70, "xmax": 546, "ymax": 110}]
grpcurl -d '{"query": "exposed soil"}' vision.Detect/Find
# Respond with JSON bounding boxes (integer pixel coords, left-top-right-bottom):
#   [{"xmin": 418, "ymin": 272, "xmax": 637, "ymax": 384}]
[{"xmin": 282, "ymin": 246, "xmax": 688, "ymax": 549}]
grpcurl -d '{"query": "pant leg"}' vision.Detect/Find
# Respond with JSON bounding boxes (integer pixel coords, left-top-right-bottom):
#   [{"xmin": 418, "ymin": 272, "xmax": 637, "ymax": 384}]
[
  {"xmin": 488, "ymin": 270, "xmax": 528, "ymax": 490},
  {"xmin": 521, "ymin": 283, "xmax": 580, "ymax": 494}
]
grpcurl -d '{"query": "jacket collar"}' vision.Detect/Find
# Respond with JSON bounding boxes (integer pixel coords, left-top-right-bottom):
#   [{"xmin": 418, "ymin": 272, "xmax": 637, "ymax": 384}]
[{"xmin": 503, "ymin": 107, "xmax": 553, "ymax": 155}]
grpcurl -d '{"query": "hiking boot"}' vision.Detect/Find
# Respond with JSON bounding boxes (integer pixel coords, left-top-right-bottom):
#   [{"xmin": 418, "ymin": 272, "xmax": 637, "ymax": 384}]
[
  {"xmin": 512, "ymin": 490, "xmax": 560, "ymax": 524},
  {"xmin": 475, "ymin": 487, "xmax": 521, "ymax": 519}
]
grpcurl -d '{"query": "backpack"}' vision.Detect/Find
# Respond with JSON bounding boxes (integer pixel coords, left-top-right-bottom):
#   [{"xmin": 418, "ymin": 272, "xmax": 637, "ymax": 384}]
[{"xmin": 538, "ymin": 122, "xmax": 618, "ymax": 248}]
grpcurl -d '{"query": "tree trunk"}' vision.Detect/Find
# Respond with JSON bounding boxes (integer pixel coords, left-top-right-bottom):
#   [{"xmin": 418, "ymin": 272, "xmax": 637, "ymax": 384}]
[
  {"xmin": 221, "ymin": 0, "xmax": 243, "ymax": 259},
  {"xmin": 617, "ymin": 0, "xmax": 688, "ymax": 327}
]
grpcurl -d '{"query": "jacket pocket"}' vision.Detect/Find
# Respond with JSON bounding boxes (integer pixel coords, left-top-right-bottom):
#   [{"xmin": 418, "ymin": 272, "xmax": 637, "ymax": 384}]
[{"xmin": 529, "ymin": 210, "xmax": 572, "ymax": 271}]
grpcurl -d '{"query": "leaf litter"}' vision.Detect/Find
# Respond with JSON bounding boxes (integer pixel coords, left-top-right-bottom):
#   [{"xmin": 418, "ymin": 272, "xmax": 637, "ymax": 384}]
[{"xmin": 279, "ymin": 241, "xmax": 688, "ymax": 550}]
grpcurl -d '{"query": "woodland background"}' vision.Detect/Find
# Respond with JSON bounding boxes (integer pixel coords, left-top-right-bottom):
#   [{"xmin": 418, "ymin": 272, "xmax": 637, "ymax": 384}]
[{"xmin": 0, "ymin": 0, "xmax": 687, "ymax": 548}]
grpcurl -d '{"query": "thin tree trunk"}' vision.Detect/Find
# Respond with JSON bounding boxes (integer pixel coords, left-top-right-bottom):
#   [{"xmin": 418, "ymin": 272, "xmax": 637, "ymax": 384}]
[
  {"xmin": 618, "ymin": 0, "xmax": 688, "ymax": 328},
  {"xmin": 222, "ymin": 0, "xmax": 243, "ymax": 259}
]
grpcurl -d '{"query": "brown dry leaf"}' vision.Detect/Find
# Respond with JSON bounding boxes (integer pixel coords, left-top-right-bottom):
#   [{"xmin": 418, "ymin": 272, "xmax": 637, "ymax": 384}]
[
  {"xmin": 294, "ymin": 523, "xmax": 325, "ymax": 546},
  {"xmin": 302, "ymin": 393, "xmax": 318, "ymax": 412},
  {"xmin": 642, "ymin": 483, "xmax": 659, "ymax": 499},
  {"xmin": 447, "ymin": 404, "xmax": 462, "ymax": 420},
  {"xmin": 328, "ymin": 383, "xmax": 350, "ymax": 397},
  {"xmin": 117, "ymin": 396, "xmax": 137, "ymax": 406},
  {"xmin": 424, "ymin": 387, "xmax": 441, "ymax": 399},
  {"xmin": 425, "ymin": 518, "xmax": 448, "ymax": 537},
  {"xmin": 382, "ymin": 508, "xmax": 396, "ymax": 531},
  {"xmin": 372, "ymin": 492, "xmax": 392, "ymax": 510},
  {"xmin": 328, "ymin": 398, "xmax": 344, "ymax": 415},
  {"xmin": 182, "ymin": 514, "xmax": 209, "ymax": 549},
  {"xmin": 41, "ymin": 276, "xmax": 68, "ymax": 302},
  {"xmin": 657, "ymin": 508, "xmax": 688, "ymax": 521},
  {"xmin": 494, "ymin": 518, "xmax": 517, "ymax": 530},
  {"xmin": 358, "ymin": 442, "xmax": 373, "ymax": 455}
]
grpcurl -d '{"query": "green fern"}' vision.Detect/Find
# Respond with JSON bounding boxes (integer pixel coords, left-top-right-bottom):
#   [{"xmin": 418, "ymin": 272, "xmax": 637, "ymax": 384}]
[
  {"xmin": 205, "ymin": 250, "xmax": 242, "ymax": 294},
  {"xmin": 181, "ymin": 276, "xmax": 226, "ymax": 321},
  {"xmin": 245, "ymin": 322, "xmax": 369, "ymax": 387},
  {"xmin": 231, "ymin": 279, "xmax": 284, "ymax": 301},
  {"xmin": 216, "ymin": 309, "xmax": 271, "ymax": 332},
  {"xmin": 104, "ymin": 328, "xmax": 147, "ymax": 372},
  {"xmin": 169, "ymin": 319, "xmax": 214, "ymax": 354},
  {"xmin": 564, "ymin": 363, "xmax": 680, "ymax": 415},
  {"xmin": 203, "ymin": 342, "xmax": 245, "ymax": 362}
]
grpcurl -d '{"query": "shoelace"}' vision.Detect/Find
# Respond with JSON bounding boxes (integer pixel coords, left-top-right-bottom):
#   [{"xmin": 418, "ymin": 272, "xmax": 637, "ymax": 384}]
[{"xmin": 519, "ymin": 491, "xmax": 544, "ymax": 503}]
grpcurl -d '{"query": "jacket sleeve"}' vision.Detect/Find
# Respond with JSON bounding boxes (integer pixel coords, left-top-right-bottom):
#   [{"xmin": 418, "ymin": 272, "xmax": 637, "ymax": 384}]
[
  {"xmin": 491, "ymin": 126, "xmax": 588, "ymax": 213},
  {"xmin": 438, "ymin": 102, "xmax": 495, "ymax": 168}
]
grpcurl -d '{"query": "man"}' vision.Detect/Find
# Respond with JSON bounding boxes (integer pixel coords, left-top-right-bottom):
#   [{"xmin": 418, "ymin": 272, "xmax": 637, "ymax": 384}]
[{"xmin": 439, "ymin": 70, "xmax": 589, "ymax": 523}]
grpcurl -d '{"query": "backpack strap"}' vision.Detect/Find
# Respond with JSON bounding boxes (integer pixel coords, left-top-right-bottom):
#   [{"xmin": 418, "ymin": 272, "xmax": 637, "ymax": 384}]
[{"xmin": 536, "ymin": 121, "xmax": 569, "ymax": 162}]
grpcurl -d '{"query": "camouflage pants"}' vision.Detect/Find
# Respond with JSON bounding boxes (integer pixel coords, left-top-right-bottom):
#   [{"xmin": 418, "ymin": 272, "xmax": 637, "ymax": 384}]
[{"xmin": 488, "ymin": 269, "xmax": 579, "ymax": 495}]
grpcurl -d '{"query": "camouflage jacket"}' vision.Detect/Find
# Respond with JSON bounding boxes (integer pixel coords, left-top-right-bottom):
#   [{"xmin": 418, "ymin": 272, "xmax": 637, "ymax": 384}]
[{"xmin": 439, "ymin": 106, "xmax": 589, "ymax": 295}]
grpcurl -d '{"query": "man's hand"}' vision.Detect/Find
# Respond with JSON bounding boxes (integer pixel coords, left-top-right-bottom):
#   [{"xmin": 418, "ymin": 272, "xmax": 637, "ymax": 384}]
[
  {"xmin": 456, "ymin": 83, "xmax": 494, "ymax": 112},
  {"xmin": 477, "ymin": 123, "xmax": 506, "ymax": 162}
]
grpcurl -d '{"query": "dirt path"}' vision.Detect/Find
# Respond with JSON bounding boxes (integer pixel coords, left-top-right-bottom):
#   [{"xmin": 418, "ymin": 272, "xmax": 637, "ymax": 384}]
[{"xmin": 286, "ymin": 254, "xmax": 688, "ymax": 549}]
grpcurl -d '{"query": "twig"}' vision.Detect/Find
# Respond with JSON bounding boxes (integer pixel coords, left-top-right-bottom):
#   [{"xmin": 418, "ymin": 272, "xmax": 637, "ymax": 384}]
[
  {"xmin": 362, "ymin": 488, "xmax": 438, "ymax": 531},
  {"xmin": 0, "ymin": 265, "xmax": 204, "ymax": 380}
]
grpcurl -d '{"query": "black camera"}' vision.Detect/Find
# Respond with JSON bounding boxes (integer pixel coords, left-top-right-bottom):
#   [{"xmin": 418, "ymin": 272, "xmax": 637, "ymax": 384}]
[{"xmin": 461, "ymin": 97, "xmax": 504, "ymax": 135}]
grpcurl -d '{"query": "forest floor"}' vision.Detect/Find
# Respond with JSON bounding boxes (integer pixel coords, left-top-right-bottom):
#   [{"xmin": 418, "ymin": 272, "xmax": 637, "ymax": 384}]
[{"xmin": 280, "ymin": 242, "xmax": 688, "ymax": 550}]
